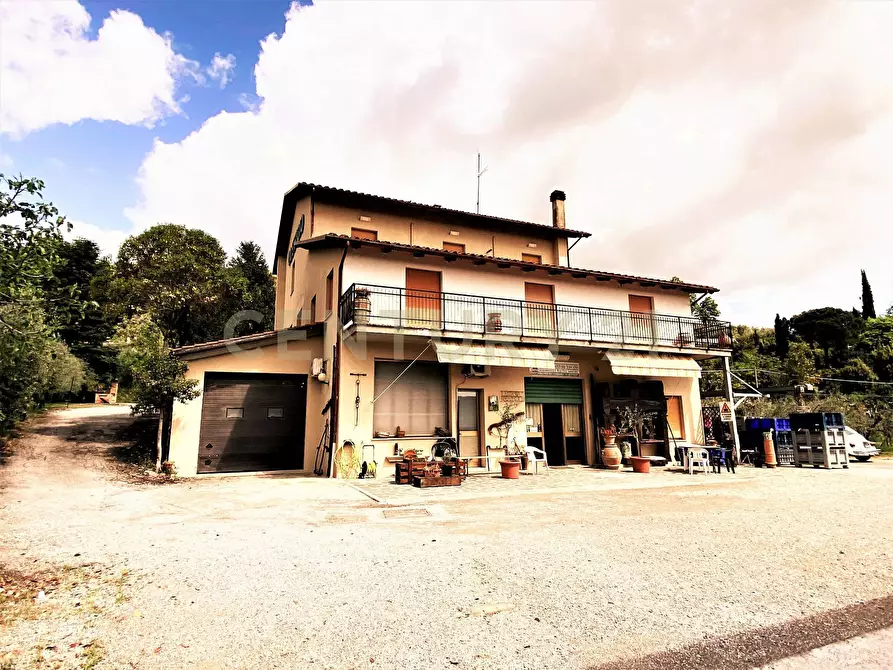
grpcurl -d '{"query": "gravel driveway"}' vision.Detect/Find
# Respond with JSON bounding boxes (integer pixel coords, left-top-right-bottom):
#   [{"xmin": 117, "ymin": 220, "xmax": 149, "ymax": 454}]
[{"xmin": 2, "ymin": 406, "xmax": 892, "ymax": 669}]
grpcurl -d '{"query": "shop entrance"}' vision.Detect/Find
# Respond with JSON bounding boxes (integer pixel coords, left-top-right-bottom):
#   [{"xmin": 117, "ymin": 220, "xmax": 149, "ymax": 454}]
[{"xmin": 524, "ymin": 377, "xmax": 584, "ymax": 467}]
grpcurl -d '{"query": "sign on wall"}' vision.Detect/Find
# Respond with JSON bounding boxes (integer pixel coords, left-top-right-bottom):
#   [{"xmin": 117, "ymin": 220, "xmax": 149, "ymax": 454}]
[
  {"xmin": 529, "ymin": 362, "xmax": 580, "ymax": 377},
  {"xmin": 500, "ymin": 390, "xmax": 524, "ymax": 405}
]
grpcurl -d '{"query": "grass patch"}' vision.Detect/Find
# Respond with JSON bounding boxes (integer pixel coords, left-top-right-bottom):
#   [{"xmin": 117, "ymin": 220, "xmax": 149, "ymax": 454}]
[
  {"xmin": 0, "ymin": 563, "xmax": 127, "ymax": 628},
  {"xmin": 80, "ymin": 640, "xmax": 105, "ymax": 670}
]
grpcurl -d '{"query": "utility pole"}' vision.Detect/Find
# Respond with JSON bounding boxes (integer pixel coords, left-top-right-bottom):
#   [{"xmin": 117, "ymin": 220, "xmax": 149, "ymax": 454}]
[{"xmin": 476, "ymin": 152, "xmax": 488, "ymax": 214}]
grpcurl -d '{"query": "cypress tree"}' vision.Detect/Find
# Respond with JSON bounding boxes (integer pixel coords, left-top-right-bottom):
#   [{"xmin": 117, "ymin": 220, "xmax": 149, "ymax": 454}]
[
  {"xmin": 861, "ymin": 269, "xmax": 876, "ymax": 319},
  {"xmin": 774, "ymin": 314, "xmax": 790, "ymax": 359}
]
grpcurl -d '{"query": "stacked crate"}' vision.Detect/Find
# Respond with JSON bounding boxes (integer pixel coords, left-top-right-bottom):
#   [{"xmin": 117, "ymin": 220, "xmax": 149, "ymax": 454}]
[
  {"xmin": 395, "ymin": 458, "xmax": 427, "ymax": 485},
  {"xmin": 790, "ymin": 413, "xmax": 848, "ymax": 469},
  {"xmin": 741, "ymin": 418, "xmax": 794, "ymax": 466}
]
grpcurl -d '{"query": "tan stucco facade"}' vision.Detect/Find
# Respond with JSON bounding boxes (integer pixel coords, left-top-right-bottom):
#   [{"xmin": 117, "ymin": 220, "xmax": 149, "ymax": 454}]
[
  {"xmin": 167, "ymin": 184, "xmax": 727, "ymax": 477},
  {"xmin": 169, "ymin": 335, "xmax": 328, "ymax": 476}
]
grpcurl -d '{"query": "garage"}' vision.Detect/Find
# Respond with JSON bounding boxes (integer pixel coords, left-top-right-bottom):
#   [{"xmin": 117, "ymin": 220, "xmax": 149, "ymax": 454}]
[{"xmin": 197, "ymin": 372, "xmax": 307, "ymax": 474}]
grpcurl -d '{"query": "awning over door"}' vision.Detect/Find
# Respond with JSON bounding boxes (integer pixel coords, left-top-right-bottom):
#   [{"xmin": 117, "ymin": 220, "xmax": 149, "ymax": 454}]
[
  {"xmin": 603, "ymin": 350, "xmax": 701, "ymax": 378},
  {"xmin": 433, "ymin": 341, "xmax": 555, "ymax": 369}
]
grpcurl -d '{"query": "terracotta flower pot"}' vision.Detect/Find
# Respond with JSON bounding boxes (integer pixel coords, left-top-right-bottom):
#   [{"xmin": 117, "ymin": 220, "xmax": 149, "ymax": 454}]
[
  {"xmin": 601, "ymin": 446, "xmax": 622, "ymax": 470},
  {"xmin": 630, "ymin": 456, "xmax": 651, "ymax": 474},
  {"xmin": 603, "ymin": 434, "xmax": 617, "ymax": 446},
  {"xmin": 500, "ymin": 459, "xmax": 521, "ymax": 479},
  {"xmin": 354, "ymin": 292, "xmax": 371, "ymax": 324}
]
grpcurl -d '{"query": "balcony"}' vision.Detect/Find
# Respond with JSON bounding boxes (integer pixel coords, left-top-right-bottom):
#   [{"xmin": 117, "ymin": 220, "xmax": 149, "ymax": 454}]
[{"xmin": 339, "ymin": 283, "xmax": 733, "ymax": 352}]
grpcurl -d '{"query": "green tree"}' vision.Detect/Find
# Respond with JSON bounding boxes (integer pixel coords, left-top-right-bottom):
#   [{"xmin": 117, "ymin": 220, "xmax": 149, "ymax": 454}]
[
  {"xmin": 109, "ymin": 314, "xmax": 200, "ymax": 415},
  {"xmin": 49, "ymin": 238, "xmax": 117, "ymax": 382},
  {"xmin": 224, "ymin": 241, "xmax": 277, "ymax": 336},
  {"xmin": 774, "ymin": 314, "xmax": 790, "ymax": 359},
  {"xmin": 112, "ymin": 224, "xmax": 229, "ymax": 347},
  {"xmin": 0, "ymin": 174, "xmax": 85, "ymax": 430},
  {"xmin": 0, "ymin": 174, "xmax": 70, "ymax": 333},
  {"xmin": 861, "ymin": 270, "xmax": 876, "ymax": 320},
  {"xmin": 855, "ymin": 316, "xmax": 893, "ymax": 381},
  {"xmin": 692, "ymin": 295, "xmax": 720, "ymax": 320},
  {"xmin": 783, "ymin": 341, "xmax": 818, "ymax": 385},
  {"xmin": 789, "ymin": 307, "xmax": 862, "ymax": 370}
]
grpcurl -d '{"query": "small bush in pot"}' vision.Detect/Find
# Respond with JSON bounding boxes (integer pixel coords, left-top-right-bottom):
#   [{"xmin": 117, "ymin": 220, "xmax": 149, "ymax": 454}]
[
  {"xmin": 488, "ymin": 403, "xmax": 525, "ymax": 479},
  {"xmin": 441, "ymin": 452, "xmax": 455, "ymax": 477}
]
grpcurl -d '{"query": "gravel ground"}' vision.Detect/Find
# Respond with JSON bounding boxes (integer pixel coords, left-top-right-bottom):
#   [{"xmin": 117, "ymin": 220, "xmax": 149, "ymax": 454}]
[{"xmin": 2, "ymin": 406, "xmax": 893, "ymax": 669}]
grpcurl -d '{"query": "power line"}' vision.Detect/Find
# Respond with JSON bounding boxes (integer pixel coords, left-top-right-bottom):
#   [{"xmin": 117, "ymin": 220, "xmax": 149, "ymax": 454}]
[{"xmin": 702, "ymin": 367, "xmax": 893, "ymax": 386}]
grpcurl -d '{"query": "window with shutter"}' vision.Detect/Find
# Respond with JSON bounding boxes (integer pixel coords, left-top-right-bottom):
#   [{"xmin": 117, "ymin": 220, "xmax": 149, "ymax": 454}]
[{"xmin": 373, "ymin": 361, "xmax": 448, "ymax": 436}]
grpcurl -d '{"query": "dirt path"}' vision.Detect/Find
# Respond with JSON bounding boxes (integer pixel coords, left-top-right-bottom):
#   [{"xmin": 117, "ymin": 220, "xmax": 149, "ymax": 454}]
[{"xmin": 1, "ymin": 406, "xmax": 148, "ymax": 668}]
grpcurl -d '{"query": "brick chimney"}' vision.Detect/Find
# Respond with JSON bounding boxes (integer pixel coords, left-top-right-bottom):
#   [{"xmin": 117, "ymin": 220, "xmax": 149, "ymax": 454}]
[{"xmin": 550, "ymin": 190, "xmax": 566, "ymax": 229}]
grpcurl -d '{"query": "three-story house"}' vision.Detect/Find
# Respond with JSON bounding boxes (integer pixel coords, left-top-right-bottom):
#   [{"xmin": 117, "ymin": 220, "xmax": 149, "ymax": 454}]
[{"xmin": 168, "ymin": 183, "xmax": 734, "ymax": 477}]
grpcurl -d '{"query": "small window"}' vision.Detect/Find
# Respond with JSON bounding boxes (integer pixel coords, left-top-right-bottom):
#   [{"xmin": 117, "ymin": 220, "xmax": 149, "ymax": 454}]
[
  {"xmin": 267, "ymin": 407, "xmax": 284, "ymax": 419},
  {"xmin": 310, "ymin": 295, "xmax": 317, "ymax": 323},
  {"xmin": 350, "ymin": 227, "xmax": 378, "ymax": 241},
  {"xmin": 225, "ymin": 407, "xmax": 243, "ymax": 419},
  {"xmin": 522, "ymin": 253, "xmax": 542, "ymax": 264},
  {"xmin": 325, "ymin": 270, "xmax": 334, "ymax": 314},
  {"xmin": 443, "ymin": 242, "xmax": 465, "ymax": 254}
]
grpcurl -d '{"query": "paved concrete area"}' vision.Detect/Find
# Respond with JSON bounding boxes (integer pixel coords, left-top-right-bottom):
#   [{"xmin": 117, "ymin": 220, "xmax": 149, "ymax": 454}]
[
  {"xmin": 2, "ymin": 406, "xmax": 893, "ymax": 669},
  {"xmin": 351, "ymin": 463, "xmax": 753, "ymax": 505}
]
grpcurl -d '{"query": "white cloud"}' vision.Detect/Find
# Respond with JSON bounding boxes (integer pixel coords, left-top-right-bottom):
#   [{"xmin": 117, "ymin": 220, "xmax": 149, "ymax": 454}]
[
  {"xmin": 0, "ymin": 0, "xmax": 200, "ymax": 136},
  {"xmin": 207, "ymin": 53, "xmax": 236, "ymax": 88},
  {"xmin": 125, "ymin": 0, "xmax": 893, "ymax": 325},
  {"xmin": 65, "ymin": 220, "xmax": 128, "ymax": 259}
]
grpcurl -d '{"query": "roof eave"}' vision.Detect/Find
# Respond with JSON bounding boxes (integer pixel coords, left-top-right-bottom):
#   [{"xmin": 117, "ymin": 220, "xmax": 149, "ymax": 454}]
[{"xmin": 294, "ymin": 234, "xmax": 719, "ymax": 294}]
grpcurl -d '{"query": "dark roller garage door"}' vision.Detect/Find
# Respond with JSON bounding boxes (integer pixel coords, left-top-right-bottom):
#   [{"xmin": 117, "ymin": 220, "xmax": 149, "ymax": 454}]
[{"xmin": 197, "ymin": 373, "xmax": 307, "ymax": 474}]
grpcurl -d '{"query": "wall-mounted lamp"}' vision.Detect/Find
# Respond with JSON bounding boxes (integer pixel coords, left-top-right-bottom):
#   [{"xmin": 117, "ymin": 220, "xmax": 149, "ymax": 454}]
[
  {"xmin": 449, "ymin": 230, "xmax": 460, "ymax": 236},
  {"xmin": 316, "ymin": 372, "xmax": 329, "ymax": 384},
  {"xmin": 358, "ymin": 215, "xmax": 372, "ymax": 222},
  {"xmin": 527, "ymin": 242, "xmax": 538, "ymax": 248}
]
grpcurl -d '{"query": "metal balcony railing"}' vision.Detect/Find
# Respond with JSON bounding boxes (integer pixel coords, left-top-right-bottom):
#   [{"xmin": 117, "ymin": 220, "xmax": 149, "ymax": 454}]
[{"xmin": 339, "ymin": 283, "xmax": 733, "ymax": 350}]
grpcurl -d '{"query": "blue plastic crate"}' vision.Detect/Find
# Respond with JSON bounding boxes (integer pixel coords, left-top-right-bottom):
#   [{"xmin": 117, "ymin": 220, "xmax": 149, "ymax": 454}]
[{"xmin": 746, "ymin": 417, "xmax": 790, "ymax": 432}]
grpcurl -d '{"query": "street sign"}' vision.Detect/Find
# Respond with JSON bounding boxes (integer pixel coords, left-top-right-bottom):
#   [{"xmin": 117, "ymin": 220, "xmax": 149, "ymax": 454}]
[{"xmin": 719, "ymin": 402, "xmax": 733, "ymax": 422}]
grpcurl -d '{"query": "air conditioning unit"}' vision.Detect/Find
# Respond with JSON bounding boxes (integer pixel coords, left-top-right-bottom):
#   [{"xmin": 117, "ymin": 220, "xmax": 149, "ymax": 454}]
[
  {"xmin": 462, "ymin": 364, "xmax": 490, "ymax": 378},
  {"xmin": 311, "ymin": 358, "xmax": 326, "ymax": 378}
]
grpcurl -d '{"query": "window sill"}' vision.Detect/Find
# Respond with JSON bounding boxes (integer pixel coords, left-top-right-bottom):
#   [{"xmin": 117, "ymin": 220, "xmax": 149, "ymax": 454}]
[{"xmin": 371, "ymin": 436, "xmax": 445, "ymax": 441}]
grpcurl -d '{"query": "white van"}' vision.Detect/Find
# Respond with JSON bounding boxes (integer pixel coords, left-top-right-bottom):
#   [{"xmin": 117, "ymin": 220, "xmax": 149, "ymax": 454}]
[{"xmin": 845, "ymin": 427, "xmax": 880, "ymax": 462}]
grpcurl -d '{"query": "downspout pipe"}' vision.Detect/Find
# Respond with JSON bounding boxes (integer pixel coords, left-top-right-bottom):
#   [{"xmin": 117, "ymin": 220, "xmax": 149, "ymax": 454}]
[{"xmin": 328, "ymin": 243, "xmax": 349, "ymax": 478}]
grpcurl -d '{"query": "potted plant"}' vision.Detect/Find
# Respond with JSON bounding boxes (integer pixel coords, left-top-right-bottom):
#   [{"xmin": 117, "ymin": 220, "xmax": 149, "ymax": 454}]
[
  {"xmin": 601, "ymin": 425, "xmax": 622, "ymax": 470},
  {"xmin": 486, "ymin": 312, "xmax": 503, "ymax": 333},
  {"xmin": 441, "ymin": 452, "xmax": 455, "ymax": 477},
  {"xmin": 630, "ymin": 455, "xmax": 651, "ymax": 473},
  {"xmin": 354, "ymin": 287, "xmax": 371, "ymax": 325},
  {"xmin": 488, "ymin": 403, "xmax": 525, "ymax": 479}
]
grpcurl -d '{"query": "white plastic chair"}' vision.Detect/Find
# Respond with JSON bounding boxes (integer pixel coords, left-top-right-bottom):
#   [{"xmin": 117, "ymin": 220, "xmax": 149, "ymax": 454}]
[
  {"xmin": 688, "ymin": 448, "xmax": 710, "ymax": 475},
  {"xmin": 525, "ymin": 446, "xmax": 548, "ymax": 474}
]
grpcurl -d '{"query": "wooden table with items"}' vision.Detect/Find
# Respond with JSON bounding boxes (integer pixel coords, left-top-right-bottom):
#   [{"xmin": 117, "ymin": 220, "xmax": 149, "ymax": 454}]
[{"xmin": 394, "ymin": 457, "xmax": 467, "ymax": 486}]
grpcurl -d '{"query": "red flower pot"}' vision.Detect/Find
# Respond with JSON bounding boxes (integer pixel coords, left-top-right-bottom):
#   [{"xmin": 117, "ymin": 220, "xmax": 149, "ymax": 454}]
[
  {"xmin": 500, "ymin": 459, "xmax": 521, "ymax": 479},
  {"xmin": 630, "ymin": 456, "xmax": 651, "ymax": 474}
]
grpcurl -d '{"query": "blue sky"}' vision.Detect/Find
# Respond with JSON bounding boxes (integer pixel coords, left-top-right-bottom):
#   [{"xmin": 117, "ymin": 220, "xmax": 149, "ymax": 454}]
[
  {"xmin": 3, "ymin": 0, "xmax": 295, "ymax": 240},
  {"xmin": 1, "ymin": 0, "xmax": 892, "ymax": 325}
]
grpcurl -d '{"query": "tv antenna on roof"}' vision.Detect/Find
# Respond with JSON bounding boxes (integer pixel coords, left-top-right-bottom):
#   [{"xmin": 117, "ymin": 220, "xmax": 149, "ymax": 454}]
[{"xmin": 476, "ymin": 152, "xmax": 488, "ymax": 214}]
